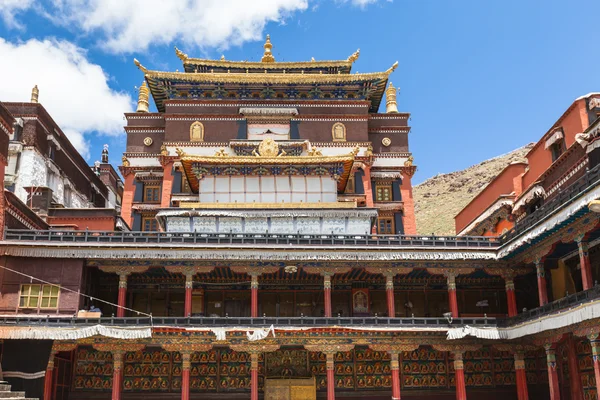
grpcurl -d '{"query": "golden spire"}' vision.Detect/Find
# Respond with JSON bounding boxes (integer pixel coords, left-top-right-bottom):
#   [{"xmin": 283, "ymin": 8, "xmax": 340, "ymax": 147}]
[
  {"xmin": 30, "ymin": 85, "xmax": 39, "ymax": 103},
  {"xmin": 261, "ymin": 34, "xmax": 275, "ymax": 63},
  {"xmin": 133, "ymin": 58, "xmax": 148, "ymax": 73},
  {"xmin": 385, "ymin": 82, "xmax": 399, "ymax": 114},
  {"xmin": 136, "ymin": 81, "xmax": 150, "ymax": 113},
  {"xmin": 347, "ymin": 49, "xmax": 360, "ymax": 63}
]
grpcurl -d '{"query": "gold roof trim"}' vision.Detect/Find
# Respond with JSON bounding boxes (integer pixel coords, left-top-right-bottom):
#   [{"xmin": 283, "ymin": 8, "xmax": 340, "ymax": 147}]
[
  {"xmin": 141, "ymin": 68, "xmax": 395, "ymax": 84},
  {"xmin": 178, "ymin": 153, "xmax": 356, "ymax": 165},
  {"xmin": 179, "ymin": 201, "xmax": 357, "ymax": 209}
]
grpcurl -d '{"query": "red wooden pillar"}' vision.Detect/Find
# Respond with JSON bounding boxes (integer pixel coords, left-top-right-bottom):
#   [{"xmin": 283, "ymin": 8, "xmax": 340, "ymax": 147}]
[
  {"xmin": 160, "ymin": 161, "xmax": 175, "ymax": 209},
  {"xmin": 120, "ymin": 173, "xmax": 136, "ymax": 230},
  {"xmin": 589, "ymin": 334, "xmax": 600, "ymax": 400},
  {"xmin": 184, "ymin": 273, "xmax": 193, "ymax": 317},
  {"xmin": 361, "ymin": 165, "xmax": 374, "ymax": 208},
  {"xmin": 565, "ymin": 334, "xmax": 584, "ymax": 400},
  {"xmin": 117, "ymin": 273, "xmax": 128, "ymax": 318},
  {"xmin": 577, "ymin": 239, "xmax": 594, "ymax": 290},
  {"xmin": 251, "ymin": 273, "xmax": 259, "ymax": 318},
  {"xmin": 250, "ymin": 353, "xmax": 259, "ymax": 400},
  {"xmin": 536, "ymin": 260, "xmax": 549, "ymax": 306},
  {"xmin": 390, "ymin": 352, "xmax": 401, "ymax": 400},
  {"xmin": 453, "ymin": 351, "xmax": 467, "ymax": 400},
  {"xmin": 447, "ymin": 273, "xmax": 459, "ymax": 318},
  {"xmin": 43, "ymin": 351, "xmax": 56, "ymax": 400},
  {"xmin": 386, "ymin": 273, "xmax": 396, "ymax": 317},
  {"xmin": 514, "ymin": 352, "xmax": 529, "ymax": 400},
  {"xmin": 112, "ymin": 350, "xmax": 124, "ymax": 400},
  {"xmin": 326, "ymin": 352, "xmax": 335, "ymax": 400},
  {"xmin": 323, "ymin": 274, "xmax": 332, "ymax": 318},
  {"xmin": 545, "ymin": 345, "xmax": 561, "ymax": 400},
  {"xmin": 505, "ymin": 278, "xmax": 518, "ymax": 317},
  {"xmin": 181, "ymin": 352, "xmax": 190, "ymax": 400}
]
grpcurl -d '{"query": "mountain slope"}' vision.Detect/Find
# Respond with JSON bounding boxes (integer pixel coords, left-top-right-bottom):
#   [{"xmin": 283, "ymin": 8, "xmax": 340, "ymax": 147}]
[{"xmin": 413, "ymin": 144, "xmax": 534, "ymax": 235}]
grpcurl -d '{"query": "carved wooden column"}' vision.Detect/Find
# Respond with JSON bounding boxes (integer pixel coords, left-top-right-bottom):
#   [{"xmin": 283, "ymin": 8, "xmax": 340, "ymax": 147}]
[
  {"xmin": 535, "ymin": 259, "xmax": 549, "ymax": 306},
  {"xmin": 230, "ymin": 267, "xmax": 278, "ymax": 318},
  {"xmin": 447, "ymin": 273, "xmax": 459, "ymax": 318},
  {"xmin": 565, "ymin": 334, "xmax": 584, "ymax": 400},
  {"xmin": 428, "ymin": 268, "xmax": 473, "ymax": 319},
  {"xmin": 323, "ymin": 273, "xmax": 333, "ymax": 318},
  {"xmin": 93, "ymin": 343, "xmax": 144, "ymax": 400},
  {"xmin": 576, "ymin": 236, "xmax": 594, "ymax": 290},
  {"xmin": 453, "ymin": 351, "xmax": 467, "ymax": 400},
  {"xmin": 251, "ymin": 273, "xmax": 259, "ymax": 318},
  {"xmin": 305, "ymin": 344, "xmax": 354, "ymax": 400},
  {"xmin": 370, "ymin": 344, "xmax": 418, "ymax": 400},
  {"xmin": 589, "ymin": 334, "xmax": 600, "ymax": 400},
  {"xmin": 170, "ymin": 267, "xmax": 214, "ymax": 317},
  {"xmin": 505, "ymin": 277, "xmax": 518, "ymax": 317},
  {"xmin": 385, "ymin": 273, "xmax": 396, "ymax": 317},
  {"xmin": 163, "ymin": 344, "xmax": 212, "ymax": 400},
  {"xmin": 231, "ymin": 344, "xmax": 279, "ymax": 400},
  {"xmin": 433, "ymin": 344, "xmax": 479, "ymax": 400},
  {"xmin": 514, "ymin": 352, "xmax": 529, "ymax": 400},
  {"xmin": 99, "ymin": 266, "xmax": 149, "ymax": 317},
  {"xmin": 544, "ymin": 344, "xmax": 561, "ymax": 400}
]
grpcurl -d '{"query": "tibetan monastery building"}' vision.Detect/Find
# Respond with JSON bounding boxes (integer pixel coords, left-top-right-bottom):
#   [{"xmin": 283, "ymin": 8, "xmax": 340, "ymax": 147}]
[{"xmin": 0, "ymin": 37, "xmax": 599, "ymax": 400}]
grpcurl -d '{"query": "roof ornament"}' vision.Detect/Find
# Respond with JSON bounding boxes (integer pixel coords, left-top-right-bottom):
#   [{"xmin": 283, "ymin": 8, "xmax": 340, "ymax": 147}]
[
  {"xmin": 385, "ymin": 61, "xmax": 399, "ymax": 74},
  {"xmin": 30, "ymin": 85, "xmax": 39, "ymax": 103},
  {"xmin": 385, "ymin": 82, "xmax": 399, "ymax": 114},
  {"xmin": 220, "ymin": 55, "xmax": 226, "ymax": 61},
  {"xmin": 347, "ymin": 49, "xmax": 360, "ymax": 63},
  {"xmin": 133, "ymin": 59, "xmax": 148, "ymax": 73},
  {"xmin": 175, "ymin": 47, "xmax": 188, "ymax": 61},
  {"xmin": 261, "ymin": 34, "xmax": 275, "ymax": 63},
  {"xmin": 136, "ymin": 81, "xmax": 150, "ymax": 113},
  {"xmin": 175, "ymin": 148, "xmax": 186, "ymax": 158},
  {"xmin": 101, "ymin": 144, "xmax": 109, "ymax": 163}
]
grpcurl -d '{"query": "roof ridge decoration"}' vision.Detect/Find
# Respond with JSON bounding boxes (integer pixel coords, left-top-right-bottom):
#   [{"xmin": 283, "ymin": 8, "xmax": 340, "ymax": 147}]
[{"xmin": 261, "ymin": 34, "xmax": 275, "ymax": 63}]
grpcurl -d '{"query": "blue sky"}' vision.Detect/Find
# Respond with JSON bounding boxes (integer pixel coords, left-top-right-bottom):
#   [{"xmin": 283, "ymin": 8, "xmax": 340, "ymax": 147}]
[{"xmin": 0, "ymin": 0, "xmax": 598, "ymax": 184}]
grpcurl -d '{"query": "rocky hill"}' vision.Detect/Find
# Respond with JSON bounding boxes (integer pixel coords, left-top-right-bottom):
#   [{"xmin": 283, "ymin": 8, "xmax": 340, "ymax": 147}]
[{"xmin": 413, "ymin": 144, "xmax": 534, "ymax": 235}]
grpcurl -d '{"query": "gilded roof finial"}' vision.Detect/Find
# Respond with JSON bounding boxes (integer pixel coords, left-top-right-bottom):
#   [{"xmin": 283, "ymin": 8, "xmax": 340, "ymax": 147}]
[
  {"xmin": 101, "ymin": 144, "xmax": 109, "ymax": 163},
  {"xmin": 136, "ymin": 81, "xmax": 150, "ymax": 113},
  {"xmin": 261, "ymin": 34, "xmax": 275, "ymax": 63},
  {"xmin": 385, "ymin": 82, "xmax": 399, "ymax": 114},
  {"xmin": 175, "ymin": 47, "xmax": 188, "ymax": 61},
  {"xmin": 385, "ymin": 61, "xmax": 399, "ymax": 74},
  {"xmin": 347, "ymin": 49, "xmax": 360, "ymax": 63},
  {"xmin": 30, "ymin": 85, "xmax": 39, "ymax": 103},
  {"xmin": 133, "ymin": 59, "xmax": 148, "ymax": 73},
  {"xmin": 220, "ymin": 55, "xmax": 226, "ymax": 61}
]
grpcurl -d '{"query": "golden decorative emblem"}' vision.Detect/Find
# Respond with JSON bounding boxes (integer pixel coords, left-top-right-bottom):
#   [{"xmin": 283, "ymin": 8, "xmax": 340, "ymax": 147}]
[
  {"xmin": 404, "ymin": 155, "xmax": 414, "ymax": 167},
  {"xmin": 382, "ymin": 137, "xmax": 391, "ymax": 147},
  {"xmin": 121, "ymin": 155, "xmax": 130, "ymax": 167},
  {"xmin": 256, "ymin": 138, "xmax": 280, "ymax": 157},
  {"xmin": 143, "ymin": 137, "xmax": 153, "ymax": 146},
  {"xmin": 160, "ymin": 144, "xmax": 168, "ymax": 156}
]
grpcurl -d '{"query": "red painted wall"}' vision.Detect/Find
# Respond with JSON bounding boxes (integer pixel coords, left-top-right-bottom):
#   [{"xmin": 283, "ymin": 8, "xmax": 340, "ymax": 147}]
[
  {"xmin": 0, "ymin": 256, "xmax": 84, "ymax": 314},
  {"xmin": 455, "ymin": 163, "xmax": 526, "ymax": 234}
]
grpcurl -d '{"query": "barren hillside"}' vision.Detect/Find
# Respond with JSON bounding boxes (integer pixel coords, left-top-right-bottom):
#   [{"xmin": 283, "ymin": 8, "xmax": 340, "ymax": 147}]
[{"xmin": 413, "ymin": 144, "xmax": 534, "ymax": 235}]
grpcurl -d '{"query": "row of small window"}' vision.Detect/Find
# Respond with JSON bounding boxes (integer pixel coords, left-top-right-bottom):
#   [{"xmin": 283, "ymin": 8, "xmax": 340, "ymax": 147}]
[{"xmin": 19, "ymin": 284, "xmax": 60, "ymax": 309}]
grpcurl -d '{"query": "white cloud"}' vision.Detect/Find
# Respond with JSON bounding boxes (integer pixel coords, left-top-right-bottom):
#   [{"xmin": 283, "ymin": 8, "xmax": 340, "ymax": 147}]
[
  {"xmin": 0, "ymin": 0, "xmax": 34, "ymax": 28},
  {"xmin": 46, "ymin": 0, "xmax": 310, "ymax": 53},
  {"xmin": 336, "ymin": 0, "xmax": 389, "ymax": 7},
  {"xmin": 0, "ymin": 38, "xmax": 133, "ymax": 158}
]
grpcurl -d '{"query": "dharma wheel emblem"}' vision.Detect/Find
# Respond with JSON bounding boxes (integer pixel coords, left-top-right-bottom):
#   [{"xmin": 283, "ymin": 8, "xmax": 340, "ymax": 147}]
[
  {"xmin": 143, "ymin": 137, "xmax": 153, "ymax": 146},
  {"xmin": 382, "ymin": 137, "xmax": 391, "ymax": 147},
  {"xmin": 255, "ymin": 138, "xmax": 282, "ymax": 157}
]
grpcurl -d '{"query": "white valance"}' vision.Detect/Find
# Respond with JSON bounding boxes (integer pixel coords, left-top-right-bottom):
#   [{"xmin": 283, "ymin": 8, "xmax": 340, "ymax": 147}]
[
  {"xmin": 544, "ymin": 129, "xmax": 564, "ymax": 149},
  {"xmin": 512, "ymin": 185, "xmax": 545, "ymax": 212},
  {"xmin": 0, "ymin": 325, "xmax": 151, "ymax": 340},
  {"xmin": 447, "ymin": 299, "xmax": 600, "ymax": 340},
  {"xmin": 239, "ymin": 107, "xmax": 298, "ymax": 116}
]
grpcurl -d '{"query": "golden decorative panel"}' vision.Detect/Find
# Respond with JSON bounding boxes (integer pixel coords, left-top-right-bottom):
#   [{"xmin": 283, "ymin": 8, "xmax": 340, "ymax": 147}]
[{"xmin": 332, "ymin": 122, "xmax": 346, "ymax": 142}]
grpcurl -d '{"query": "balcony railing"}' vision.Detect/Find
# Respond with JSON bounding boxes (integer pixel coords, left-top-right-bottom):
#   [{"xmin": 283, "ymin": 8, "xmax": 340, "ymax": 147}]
[
  {"xmin": 0, "ymin": 315, "xmax": 497, "ymax": 328},
  {"xmin": 501, "ymin": 163, "xmax": 600, "ymax": 243},
  {"xmin": 500, "ymin": 284, "xmax": 600, "ymax": 327},
  {"xmin": 2, "ymin": 229, "xmax": 501, "ymax": 248}
]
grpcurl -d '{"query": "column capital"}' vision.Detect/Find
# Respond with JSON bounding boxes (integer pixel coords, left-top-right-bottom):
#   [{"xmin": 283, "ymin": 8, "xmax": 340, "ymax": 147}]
[
  {"xmin": 514, "ymin": 352, "xmax": 526, "ymax": 370},
  {"xmin": 535, "ymin": 261, "xmax": 545, "ymax": 278},
  {"xmin": 182, "ymin": 352, "xmax": 191, "ymax": 370},
  {"xmin": 323, "ymin": 274, "xmax": 331, "ymax": 289},
  {"xmin": 230, "ymin": 343, "xmax": 280, "ymax": 355},
  {"xmin": 304, "ymin": 343, "xmax": 355, "ymax": 355},
  {"xmin": 544, "ymin": 345, "xmax": 557, "ymax": 370},
  {"xmin": 505, "ymin": 278, "xmax": 515, "ymax": 291}
]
